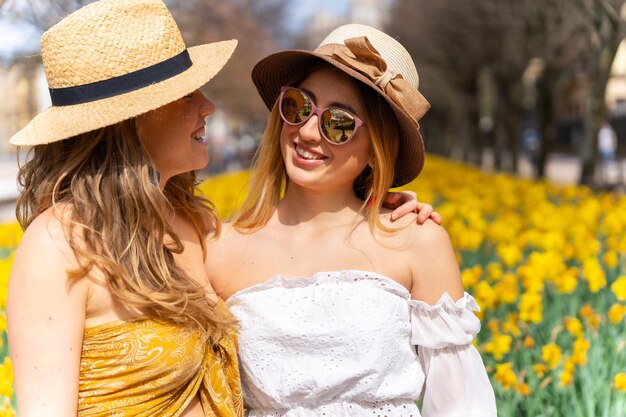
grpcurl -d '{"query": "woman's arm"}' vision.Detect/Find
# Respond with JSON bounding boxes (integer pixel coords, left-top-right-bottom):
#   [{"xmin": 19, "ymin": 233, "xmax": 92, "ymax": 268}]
[
  {"xmin": 408, "ymin": 221, "xmax": 497, "ymax": 417},
  {"xmin": 7, "ymin": 212, "xmax": 87, "ymax": 417},
  {"xmin": 409, "ymin": 221, "xmax": 463, "ymax": 303}
]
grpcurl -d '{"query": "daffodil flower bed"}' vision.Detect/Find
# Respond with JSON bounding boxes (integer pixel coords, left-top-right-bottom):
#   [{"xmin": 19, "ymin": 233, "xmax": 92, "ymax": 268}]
[
  {"xmin": 0, "ymin": 223, "xmax": 21, "ymax": 417},
  {"xmin": 1, "ymin": 156, "xmax": 625, "ymax": 416}
]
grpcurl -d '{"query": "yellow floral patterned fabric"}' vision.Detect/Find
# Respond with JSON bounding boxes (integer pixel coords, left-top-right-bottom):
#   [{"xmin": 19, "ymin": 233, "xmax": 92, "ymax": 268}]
[{"xmin": 78, "ymin": 314, "xmax": 242, "ymax": 417}]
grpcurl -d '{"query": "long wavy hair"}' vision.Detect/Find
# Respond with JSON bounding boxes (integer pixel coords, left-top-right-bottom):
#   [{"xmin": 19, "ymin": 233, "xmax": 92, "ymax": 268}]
[
  {"xmin": 232, "ymin": 63, "xmax": 401, "ymax": 236},
  {"xmin": 16, "ymin": 119, "xmax": 234, "ymax": 342}
]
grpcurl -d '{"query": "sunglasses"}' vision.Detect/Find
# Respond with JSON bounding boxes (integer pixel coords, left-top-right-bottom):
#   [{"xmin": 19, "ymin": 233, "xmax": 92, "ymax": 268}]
[{"xmin": 278, "ymin": 86, "xmax": 364, "ymax": 145}]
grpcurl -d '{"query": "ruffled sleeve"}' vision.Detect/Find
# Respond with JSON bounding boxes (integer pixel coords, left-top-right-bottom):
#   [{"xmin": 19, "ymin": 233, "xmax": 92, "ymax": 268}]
[{"xmin": 409, "ymin": 292, "xmax": 497, "ymax": 417}]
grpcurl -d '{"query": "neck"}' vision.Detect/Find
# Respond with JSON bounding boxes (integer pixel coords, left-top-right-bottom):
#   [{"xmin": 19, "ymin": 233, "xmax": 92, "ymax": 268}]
[{"xmin": 277, "ymin": 184, "xmax": 366, "ymax": 227}]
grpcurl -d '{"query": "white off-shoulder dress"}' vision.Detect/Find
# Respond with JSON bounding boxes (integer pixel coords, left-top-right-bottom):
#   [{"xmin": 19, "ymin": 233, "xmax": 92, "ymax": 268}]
[{"xmin": 226, "ymin": 270, "xmax": 497, "ymax": 417}]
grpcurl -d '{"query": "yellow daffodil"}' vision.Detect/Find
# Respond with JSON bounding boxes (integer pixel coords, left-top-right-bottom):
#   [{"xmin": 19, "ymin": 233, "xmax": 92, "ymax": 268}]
[
  {"xmin": 461, "ymin": 265, "xmax": 483, "ymax": 289},
  {"xmin": 583, "ymin": 258, "xmax": 607, "ymax": 293},
  {"xmin": 523, "ymin": 335, "xmax": 535, "ymax": 348},
  {"xmin": 563, "ymin": 316, "xmax": 584, "ymax": 338},
  {"xmin": 571, "ymin": 338, "xmax": 590, "ymax": 365},
  {"xmin": 542, "ymin": 344, "xmax": 562, "ymax": 369},
  {"xmin": 484, "ymin": 332, "xmax": 513, "ymax": 361},
  {"xmin": 533, "ymin": 363, "xmax": 549, "ymax": 378},
  {"xmin": 519, "ymin": 292, "xmax": 543, "ymax": 323},
  {"xmin": 608, "ymin": 304, "xmax": 625, "ymax": 324},
  {"xmin": 516, "ymin": 382, "xmax": 531, "ymax": 396},
  {"xmin": 579, "ymin": 304, "xmax": 594, "ymax": 318},
  {"xmin": 474, "ymin": 280, "xmax": 498, "ymax": 311},
  {"xmin": 559, "ymin": 369, "xmax": 574, "ymax": 387},
  {"xmin": 603, "ymin": 251, "xmax": 619, "ymax": 269},
  {"xmin": 554, "ymin": 267, "xmax": 578, "ymax": 294},
  {"xmin": 611, "ymin": 276, "xmax": 626, "ymax": 301},
  {"xmin": 0, "ymin": 358, "xmax": 13, "ymax": 399},
  {"xmin": 614, "ymin": 373, "xmax": 626, "ymax": 392},
  {"xmin": 494, "ymin": 363, "xmax": 517, "ymax": 390},
  {"xmin": 493, "ymin": 273, "xmax": 519, "ymax": 305}
]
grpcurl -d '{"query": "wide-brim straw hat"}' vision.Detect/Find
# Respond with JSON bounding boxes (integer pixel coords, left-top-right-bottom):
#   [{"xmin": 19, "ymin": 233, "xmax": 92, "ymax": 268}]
[
  {"xmin": 9, "ymin": 0, "xmax": 237, "ymax": 146},
  {"xmin": 252, "ymin": 23, "xmax": 430, "ymax": 186}
]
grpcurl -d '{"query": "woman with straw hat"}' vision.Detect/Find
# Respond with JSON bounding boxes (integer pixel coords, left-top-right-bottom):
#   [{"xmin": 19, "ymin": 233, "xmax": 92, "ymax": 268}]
[
  {"xmin": 206, "ymin": 24, "xmax": 497, "ymax": 416},
  {"xmin": 6, "ymin": 0, "xmax": 244, "ymax": 416}
]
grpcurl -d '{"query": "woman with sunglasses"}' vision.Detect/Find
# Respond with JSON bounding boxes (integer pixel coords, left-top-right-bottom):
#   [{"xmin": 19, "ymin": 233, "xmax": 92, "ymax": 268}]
[{"xmin": 206, "ymin": 24, "xmax": 497, "ymax": 416}]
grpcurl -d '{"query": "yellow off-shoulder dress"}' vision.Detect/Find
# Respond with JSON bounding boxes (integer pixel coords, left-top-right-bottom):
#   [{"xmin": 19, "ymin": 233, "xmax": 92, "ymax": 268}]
[{"xmin": 77, "ymin": 311, "xmax": 243, "ymax": 417}]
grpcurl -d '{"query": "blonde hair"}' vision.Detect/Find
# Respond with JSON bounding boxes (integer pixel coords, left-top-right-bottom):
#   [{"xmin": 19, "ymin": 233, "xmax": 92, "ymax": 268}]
[
  {"xmin": 231, "ymin": 107, "xmax": 285, "ymax": 229},
  {"xmin": 16, "ymin": 119, "xmax": 234, "ymax": 342},
  {"xmin": 233, "ymin": 63, "xmax": 401, "ymax": 236}
]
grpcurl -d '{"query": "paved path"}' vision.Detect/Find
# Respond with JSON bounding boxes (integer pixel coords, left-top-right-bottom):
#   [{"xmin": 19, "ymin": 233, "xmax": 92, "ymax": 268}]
[{"xmin": 482, "ymin": 151, "xmax": 626, "ymax": 187}]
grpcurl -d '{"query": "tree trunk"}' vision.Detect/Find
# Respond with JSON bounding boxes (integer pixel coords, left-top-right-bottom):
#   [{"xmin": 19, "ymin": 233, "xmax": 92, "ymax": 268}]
[
  {"xmin": 536, "ymin": 68, "xmax": 556, "ymax": 179},
  {"xmin": 468, "ymin": 95, "xmax": 483, "ymax": 166},
  {"xmin": 493, "ymin": 90, "xmax": 504, "ymax": 171},
  {"xmin": 579, "ymin": 4, "xmax": 623, "ymax": 186},
  {"xmin": 505, "ymin": 92, "xmax": 521, "ymax": 173},
  {"xmin": 579, "ymin": 74, "xmax": 607, "ymax": 186},
  {"xmin": 499, "ymin": 78, "xmax": 522, "ymax": 173}
]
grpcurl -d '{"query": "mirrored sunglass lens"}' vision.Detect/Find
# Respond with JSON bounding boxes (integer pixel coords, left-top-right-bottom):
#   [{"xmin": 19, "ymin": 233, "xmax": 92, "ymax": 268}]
[
  {"xmin": 282, "ymin": 89, "xmax": 310, "ymax": 124},
  {"xmin": 321, "ymin": 109, "xmax": 356, "ymax": 143}
]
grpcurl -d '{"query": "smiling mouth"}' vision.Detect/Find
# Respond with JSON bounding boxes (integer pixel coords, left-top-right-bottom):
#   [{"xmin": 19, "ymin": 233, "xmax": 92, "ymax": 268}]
[
  {"xmin": 192, "ymin": 128, "xmax": 206, "ymax": 143},
  {"xmin": 295, "ymin": 143, "xmax": 326, "ymax": 160}
]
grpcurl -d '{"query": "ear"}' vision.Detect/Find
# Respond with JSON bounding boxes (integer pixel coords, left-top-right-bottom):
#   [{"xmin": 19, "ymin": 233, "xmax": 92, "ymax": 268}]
[{"xmin": 368, "ymin": 155, "xmax": 375, "ymax": 169}]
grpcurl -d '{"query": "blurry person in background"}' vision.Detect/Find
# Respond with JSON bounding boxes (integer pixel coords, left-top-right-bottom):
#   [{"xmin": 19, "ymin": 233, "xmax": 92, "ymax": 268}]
[
  {"xmin": 521, "ymin": 126, "xmax": 540, "ymax": 177},
  {"xmin": 598, "ymin": 119, "xmax": 620, "ymax": 186}
]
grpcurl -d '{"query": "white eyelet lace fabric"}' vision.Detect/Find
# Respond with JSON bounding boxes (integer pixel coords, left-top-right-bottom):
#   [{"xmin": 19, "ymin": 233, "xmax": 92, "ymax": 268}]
[{"xmin": 227, "ymin": 270, "xmax": 497, "ymax": 417}]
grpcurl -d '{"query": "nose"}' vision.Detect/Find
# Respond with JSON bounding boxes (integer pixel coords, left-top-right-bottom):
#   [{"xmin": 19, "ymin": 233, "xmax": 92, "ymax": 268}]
[
  {"xmin": 299, "ymin": 114, "xmax": 321, "ymax": 143},
  {"xmin": 197, "ymin": 91, "xmax": 215, "ymax": 118}
]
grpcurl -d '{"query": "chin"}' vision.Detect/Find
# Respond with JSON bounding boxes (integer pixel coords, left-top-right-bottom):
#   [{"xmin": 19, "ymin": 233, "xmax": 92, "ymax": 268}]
[
  {"xmin": 193, "ymin": 156, "xmax": 210, "ymax": 171},
  {"xmin": 286, "ymin": 169, "xmax": 339, "ymax": 193}
]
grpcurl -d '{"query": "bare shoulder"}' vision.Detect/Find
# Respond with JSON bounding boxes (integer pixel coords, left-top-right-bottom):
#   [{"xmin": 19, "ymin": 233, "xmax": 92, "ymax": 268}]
[
  {"xmin": 378, "ymin": 211, "xmax": 450, "ymax": 250},
  {"xmin": 206, "ymin": 222, "xmax": 240, "ymax": 251},
  {"xmin": 409, "ymin": 218, "xmax": 453, "ymax": 247},
  {"xmin": 16, "ymin": 206, "xmax": 76, "ymax": 269},
  {"xmin": 9, "ymin": 206, "xmax": 90, "ymax": 301},
  {"xmin": 383, "ymin": 217, "xmax": 463, "ymax": 304},
  {"xmin": 205, "ymin": 222, "xmax": 246, "ymax": 276}
]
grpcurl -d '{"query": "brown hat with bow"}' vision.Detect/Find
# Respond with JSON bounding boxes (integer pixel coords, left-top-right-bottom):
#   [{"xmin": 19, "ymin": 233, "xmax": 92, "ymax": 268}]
[{"xmin": 251, "ymin": 23, "xmax": 430, "ymax": 186}]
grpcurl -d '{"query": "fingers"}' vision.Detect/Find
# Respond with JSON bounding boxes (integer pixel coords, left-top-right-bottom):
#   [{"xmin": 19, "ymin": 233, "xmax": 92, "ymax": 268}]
[
  {"xmin": 386, "ymin": 191, "xmax": 442, "ymax": 225},
  {"xmin": 415, "ymin": 202, "xmax": 433, "ymax": 224},
  {"xmin": 391, "ymin": 203, "xmax": 440, "ymax": 224},
  {"xmin": 390, "ymin": 200, "xmax": 419, "ymax": 221}
]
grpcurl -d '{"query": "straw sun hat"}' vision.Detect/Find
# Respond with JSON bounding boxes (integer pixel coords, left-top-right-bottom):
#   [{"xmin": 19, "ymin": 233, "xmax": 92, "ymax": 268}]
[
  {"xmin": 252, "ymin": 24, "xmax": 430, "ymax": 186},
  {"xmin": 9, "ymin": 0, "xmax": 237, "ymax": 146}
]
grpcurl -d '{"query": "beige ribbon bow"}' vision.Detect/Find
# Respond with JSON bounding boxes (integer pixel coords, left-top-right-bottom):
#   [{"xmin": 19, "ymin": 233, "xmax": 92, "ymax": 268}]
[{"xmin": 317, "ymin": 36, "xmax": 430, "ymax": 123}]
